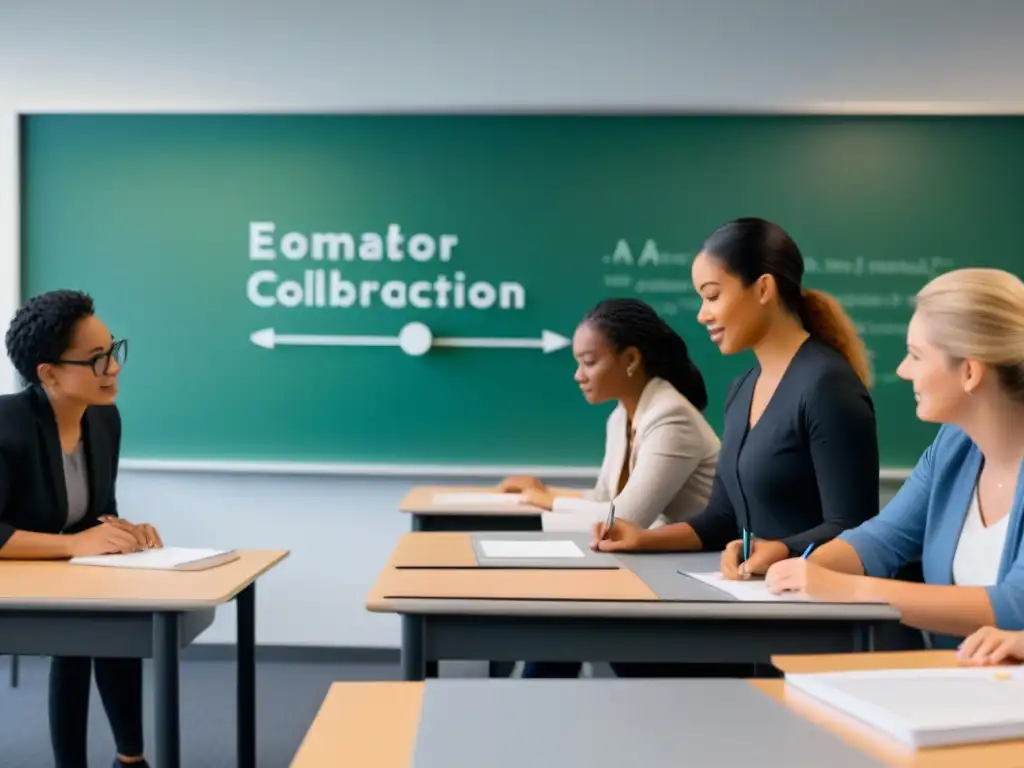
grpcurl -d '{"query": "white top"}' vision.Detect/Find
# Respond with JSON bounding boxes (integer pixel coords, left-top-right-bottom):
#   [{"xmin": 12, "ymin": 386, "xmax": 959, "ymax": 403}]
[
  {"xmin": 952, "ymin": 485, "xmax": 1010, "ymax": 587},
  {"xmin": 552, "ymin": 377, "xmax": 720, "ymax": 528}
]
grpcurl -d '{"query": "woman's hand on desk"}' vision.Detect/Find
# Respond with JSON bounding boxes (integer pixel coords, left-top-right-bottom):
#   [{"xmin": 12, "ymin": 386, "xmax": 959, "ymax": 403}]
[
  {"xmin": 99, "ymin": 516, "xmax": 164, "ymax": 549},
  {"xmin": 720, "ymin": 539, "xmax": 790, "ymax": 580},
  {"xmin": 589, "ymin": 519, "xmax": 641, "ymax": 552},
  {"xmin": 521, "ymin": 487, "xmax": 555, "ymax": 510},
  {"xmin": 498, "ymin": 475, "xmax": 545, "ymax": 493},
  {"xmin": 66, "ymin": 522, "xmax": 144, "ymax": 557},
  {"xmin": 958, "ymin": 627, "xmax": 1024, "ymax": 665},
  {"xmin": 764, "ymin": 558, "xmax": 860, "ymax": 601}
]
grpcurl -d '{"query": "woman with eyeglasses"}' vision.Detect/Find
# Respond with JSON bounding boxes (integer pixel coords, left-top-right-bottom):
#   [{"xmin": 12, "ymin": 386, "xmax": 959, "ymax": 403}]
[{"xmin": 0, "ymin": 289, "xmax": 160, "ymax": 768}]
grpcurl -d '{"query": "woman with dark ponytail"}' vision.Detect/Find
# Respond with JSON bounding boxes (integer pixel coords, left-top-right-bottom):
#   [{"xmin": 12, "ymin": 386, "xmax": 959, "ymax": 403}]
[
  {"xmin": 500, "ymin": 298, "xmax": 721, "ymax": 678},
  {"xmin": 594, "ymin": 218, "xmax": 881, "ymax": 593}
]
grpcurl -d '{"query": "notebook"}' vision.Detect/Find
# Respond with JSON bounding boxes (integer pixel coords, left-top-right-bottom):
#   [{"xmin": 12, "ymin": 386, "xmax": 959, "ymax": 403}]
[
  {"xmin": 478, "ymin": 539, "xmax": 585, "ymax": 559},
  {"xmin": 69, "ymin": 547, "xmax": 240, "ymax": 571},
  {"xmin": 784, "ymin": 666, "xmax": 1024, "ymax": 748}
]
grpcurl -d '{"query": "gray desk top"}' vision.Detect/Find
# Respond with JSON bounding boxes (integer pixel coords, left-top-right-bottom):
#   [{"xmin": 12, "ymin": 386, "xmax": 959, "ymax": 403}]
[
  {"xmin": 411, "ymin": 679, "xmax": 884, "ymax": 768},
  {"xmin": 369, "ymin": 596, "xmax": 900, "ymax": 621}
]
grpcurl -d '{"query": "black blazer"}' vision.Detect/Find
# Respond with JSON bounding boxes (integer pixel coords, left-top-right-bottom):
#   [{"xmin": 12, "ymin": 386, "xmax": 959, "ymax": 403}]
[
  {"xmin": 0, "ymin": 386, "xmax": 121, "ymax": 548},
  {"xmin": 688, "ymin": 337, "xmax": 880, "ymax": 555}
]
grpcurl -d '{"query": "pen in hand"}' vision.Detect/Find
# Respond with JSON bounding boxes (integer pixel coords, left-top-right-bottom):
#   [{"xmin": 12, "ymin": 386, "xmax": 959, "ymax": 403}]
[
  {"xmin": 600, "ymin": 502, "xmax": 616, "ymax": 541},
  {"xmin": 739, "ymin": 529, "xmax": 751, "ymax": 577}
]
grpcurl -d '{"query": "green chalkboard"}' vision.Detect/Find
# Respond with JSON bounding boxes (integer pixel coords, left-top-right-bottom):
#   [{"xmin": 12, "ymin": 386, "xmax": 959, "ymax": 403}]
[{"xmin": 20, "ymin": 114, "xmax": 1024, "ymax": 469}]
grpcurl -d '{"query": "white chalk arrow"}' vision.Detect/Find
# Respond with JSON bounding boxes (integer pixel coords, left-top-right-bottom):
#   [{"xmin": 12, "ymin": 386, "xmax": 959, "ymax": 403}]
[
  {"xmin": 250, "ymin": 328, "xmax": 397, "ymax": 349},
  {"xmin": 433, "ymin": 330, "xmax": 570, "ymax": 353},
  {"xmin": 250, "ymin": 325, "xmax": 571, "ymax": 355}
]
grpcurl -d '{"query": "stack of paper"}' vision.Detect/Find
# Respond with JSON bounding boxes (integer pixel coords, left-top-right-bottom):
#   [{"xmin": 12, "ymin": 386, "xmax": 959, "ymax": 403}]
[
  {"xmin": 785, "ymin": 667, "xmax": 1024, "ymax": 748},
  {"xmin": 431, "ymin": 492, "xmax": 527, "ymax": 506},
  {"xmin": 70, "ymin": 547, "xmax": 239, "ymax": 571},
  {"xmin": 479, "ymin": 540, "xmax": 585, "ymax": 559}
]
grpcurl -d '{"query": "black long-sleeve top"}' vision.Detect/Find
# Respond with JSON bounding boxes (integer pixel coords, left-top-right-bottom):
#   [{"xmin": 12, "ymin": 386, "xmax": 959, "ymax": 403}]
[
  {"xmin": 688, "ymin": 337, "xmax": 880, "ymax": 555},
  {"xmin": 0, "ymin": 386, "xmax": 120, "ymax": 548}
]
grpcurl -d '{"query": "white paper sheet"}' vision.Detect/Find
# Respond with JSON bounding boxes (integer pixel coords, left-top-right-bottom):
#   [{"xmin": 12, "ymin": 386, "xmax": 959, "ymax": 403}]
[
  {"xmin": 682, "ymin": 571, "xmax": 811, "ymax": 602},
  {"xmin": 479, "ymin": 540, "xmax": 585, "ymax": 559},
  {"xmin": 70, "ymin": 547, "xmax": 237, "ymax": 570},
  {"xmin": 431, "ymin": 492, "xmax": 527, "ymax": 506},
  {"xmin": 541, "ymin": 510, "xmax": 607, "ymax": 532},
  {"xmin": 785, "ymin": 666, "xmax": 1024, "ymax": 748}
]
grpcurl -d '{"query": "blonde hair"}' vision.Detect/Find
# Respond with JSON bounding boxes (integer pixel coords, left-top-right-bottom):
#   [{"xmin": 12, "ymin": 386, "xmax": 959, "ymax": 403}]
[
  {"xmin": 799, "ymin": 288, "xmax": 873, "ymax": 387},
  {"xmin": 914, "ymin": 267, "xmax": 1024, "ymax": 401}
]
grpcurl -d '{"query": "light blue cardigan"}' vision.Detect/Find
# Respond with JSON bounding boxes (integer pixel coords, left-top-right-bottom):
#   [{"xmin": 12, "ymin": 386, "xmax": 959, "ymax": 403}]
[{"xmin": 838, "ymin": 424, "xmax": 1024, "ymax": 649}]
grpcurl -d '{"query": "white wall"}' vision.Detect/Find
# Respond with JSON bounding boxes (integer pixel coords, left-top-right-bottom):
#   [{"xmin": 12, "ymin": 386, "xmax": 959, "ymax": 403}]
[{"xmin": 1, "ymin": 0, "xmax": 1023, "ymax": 647}]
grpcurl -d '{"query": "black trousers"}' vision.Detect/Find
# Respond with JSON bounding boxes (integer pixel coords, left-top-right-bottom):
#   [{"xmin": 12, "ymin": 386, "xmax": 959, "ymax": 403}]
[{"xmin": 50, "ymin": 656, "xmax": 144, "ymax": 768}]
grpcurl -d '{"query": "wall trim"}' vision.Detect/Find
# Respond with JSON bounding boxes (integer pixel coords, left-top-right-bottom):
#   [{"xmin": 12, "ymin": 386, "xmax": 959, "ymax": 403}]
[
  {"xmin": 120, "ymin": 457, "xmax": 602, "ymax": 479},
  {"xmin": 118, "ymin": 457, "xmax": 916, "ymax": 481}
]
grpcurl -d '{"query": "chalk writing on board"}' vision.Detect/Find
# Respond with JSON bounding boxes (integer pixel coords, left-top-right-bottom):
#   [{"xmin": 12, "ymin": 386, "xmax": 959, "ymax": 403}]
[
  {"xmin": 602, "ymin": 239, "xmax": 691, "ymax": 268},
  {"xmin": 245, "ymin": 221, "xmax": 528, "ymax": 312}
]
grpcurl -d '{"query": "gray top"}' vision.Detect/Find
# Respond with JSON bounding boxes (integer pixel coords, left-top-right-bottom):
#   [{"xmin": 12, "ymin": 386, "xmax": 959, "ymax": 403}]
[
  {"xmin": 411, "ymin": 679, "xmax": 884, "ymax": 768},
  {"xmin": 62, "ymin": 442, "xmax": 89, "ymax": 531}
]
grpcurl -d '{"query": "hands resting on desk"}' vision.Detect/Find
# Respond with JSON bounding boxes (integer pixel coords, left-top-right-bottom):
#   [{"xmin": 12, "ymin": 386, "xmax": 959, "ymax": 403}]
[
  {"xmin": 588, "ymin": 519, "xmax": 857, "ymax": 599},
  {"xmin": 66, "ymin": 516, "xmax": 164, "ymax": 557},
  {"xmin": 719, "ymin": 538, "xmax": 790, "ymax": 580},
  {"xmin": 587, "ymin": 519, "xmax": 793, "ymax": 583},
  {"xmin": 498, "ymin": 475, "xmax": 556, "ymax": 510},
  {"xmin": 957, "ymin": 626, "xmax": 1024, "ymax": 665}
]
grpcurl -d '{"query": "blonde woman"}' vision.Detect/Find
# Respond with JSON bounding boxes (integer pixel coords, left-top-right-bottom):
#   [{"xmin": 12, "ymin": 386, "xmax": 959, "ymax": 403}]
[{"xmin": 766, "ymin": 268, "xmax": 1024, "ymax": 649}]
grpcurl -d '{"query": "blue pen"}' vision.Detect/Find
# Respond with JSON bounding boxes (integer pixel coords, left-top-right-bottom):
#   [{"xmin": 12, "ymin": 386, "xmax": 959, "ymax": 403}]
[
  {"xmin": 742, "ymin": 529, "xmax": 750, "ymax": 562},
  {"xmin": 801, "ymin": 543, "xmax": 815, "ymax": 559}
]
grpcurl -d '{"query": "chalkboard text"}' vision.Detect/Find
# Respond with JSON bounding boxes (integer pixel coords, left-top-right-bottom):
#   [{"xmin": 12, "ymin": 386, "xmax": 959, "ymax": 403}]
[
  {"xmin": 249, "ymin": 221, "xmax": 459, "ymax": 263},
  {"xmin": 247, "ymin": 269, "xmax": 526, "ymax": 310}
]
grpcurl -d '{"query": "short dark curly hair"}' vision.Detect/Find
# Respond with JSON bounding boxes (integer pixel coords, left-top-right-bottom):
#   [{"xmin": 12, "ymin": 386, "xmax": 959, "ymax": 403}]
[{"xmin": 5, "ymin": 289, "xmax": 96, "ymax": 385}]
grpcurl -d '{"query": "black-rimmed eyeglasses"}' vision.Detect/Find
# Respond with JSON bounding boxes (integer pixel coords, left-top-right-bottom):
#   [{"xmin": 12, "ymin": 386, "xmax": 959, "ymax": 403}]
[{"xmin": 49, "ymin": 339, "xmax": 128, "ymax": 376}]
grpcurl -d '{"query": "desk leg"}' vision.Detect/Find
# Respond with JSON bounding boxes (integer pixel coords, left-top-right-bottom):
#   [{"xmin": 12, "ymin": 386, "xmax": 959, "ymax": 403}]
[
  {"xmin": 237, "ymin": 584, "xmax": 256, "ymax": 768},
  {"xmin": 153, "ymin": 612, "xmax": 181, "ymax": 768},
  {"xmin": 853, "ymin": 623, "xmax": 876, "ymax": 652},
  {"xmin": 401, "ymin": 615, "xmax": 425, "ymax": 681},
  {"xmin": 488, "ymin": 661, "xmax": 515, "ymax": 678}
]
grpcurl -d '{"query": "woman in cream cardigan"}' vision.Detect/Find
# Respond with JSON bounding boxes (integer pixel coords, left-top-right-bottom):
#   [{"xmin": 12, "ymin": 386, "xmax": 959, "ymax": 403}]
[
  {"xmin": 501, "ymin": 297, "xmax": 721, "ymax": 677},
  {"xmin": 501, "ymin": 297, "xmax": 720, "ymax": 528}
]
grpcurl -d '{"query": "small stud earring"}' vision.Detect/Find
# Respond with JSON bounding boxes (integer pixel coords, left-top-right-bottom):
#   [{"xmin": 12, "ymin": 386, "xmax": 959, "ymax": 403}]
[{"xmin": 627, "ymin": 368, "xmax": 634, "ymax": 377}]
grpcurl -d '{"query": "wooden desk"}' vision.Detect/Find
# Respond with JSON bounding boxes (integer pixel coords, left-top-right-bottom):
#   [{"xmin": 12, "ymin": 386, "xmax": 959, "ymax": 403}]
[
  {"xmin": 0, "ymin": 549, "xmax": 289, "ymax": 768},
  {"xmin": 399, "ymin": 485, "xmax": 582, "ymax": 532},
  {"xmin": 293, "ymin": 658, "xmax": 1024, "ymax": 767},
  {"xmin": 750, "ymin": 650, "xmax": 1024, "ymax": 766},
  {"xmin": 290, "ymin": 682, "xmax": 423, "ymax": 768},
  {"xmin": 367, "ymin": 536, "xmax": 901, "ymax": 681}
]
